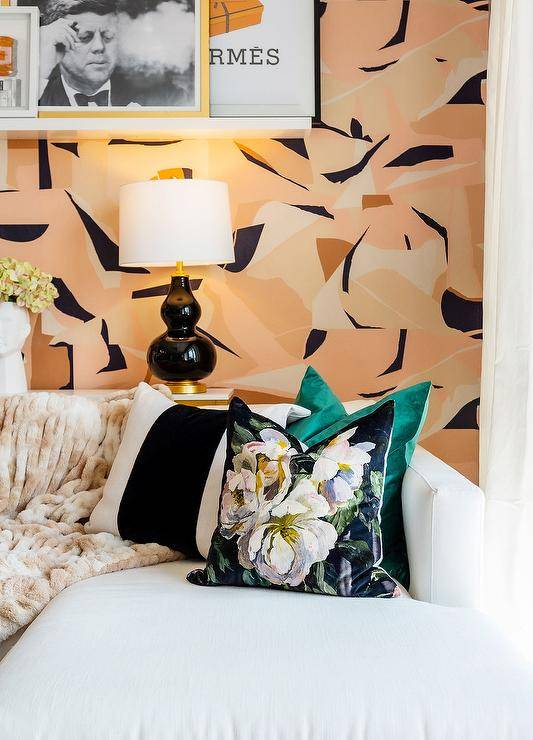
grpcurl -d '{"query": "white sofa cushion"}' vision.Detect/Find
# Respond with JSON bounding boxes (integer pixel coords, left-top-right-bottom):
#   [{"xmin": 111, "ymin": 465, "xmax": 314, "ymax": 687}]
[{"xmin": 0, "ymin": 561, "xmax": 531, "ymax": 740}]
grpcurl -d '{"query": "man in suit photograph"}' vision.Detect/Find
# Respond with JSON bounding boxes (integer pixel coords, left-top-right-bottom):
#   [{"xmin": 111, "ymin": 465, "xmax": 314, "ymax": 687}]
[
  {"xmin": 39, "ymin": 0, "xmax": 126, "ymax": 107},
  {"xmin": 37, "ymin": 0, "xmax": 197, "ymax": 109}
]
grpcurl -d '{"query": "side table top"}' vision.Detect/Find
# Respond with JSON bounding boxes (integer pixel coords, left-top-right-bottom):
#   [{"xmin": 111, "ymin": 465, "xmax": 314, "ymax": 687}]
[{"xmin": 30, "ymin": 387, "xmax": 235, "ymax": 403}]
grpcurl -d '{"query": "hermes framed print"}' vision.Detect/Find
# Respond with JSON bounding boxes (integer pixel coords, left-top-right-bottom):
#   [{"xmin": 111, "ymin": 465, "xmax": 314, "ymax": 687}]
[
  {"xmin": 15, "ymin": 0, "xmax": 209, "ymax": 117},
  {"xmin": 0, "ymin": 7, "xmax": 39, "ymax": 117},
  {"xmin": 209, "ymin": 0, "xmax": 319, "ymax": 117}
]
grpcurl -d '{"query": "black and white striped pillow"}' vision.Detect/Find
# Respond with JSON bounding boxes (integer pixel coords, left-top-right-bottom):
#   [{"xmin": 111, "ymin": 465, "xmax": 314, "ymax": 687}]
[{"xmin": 88, "ymin": 383, "xmax": 310, "ymax": 558}]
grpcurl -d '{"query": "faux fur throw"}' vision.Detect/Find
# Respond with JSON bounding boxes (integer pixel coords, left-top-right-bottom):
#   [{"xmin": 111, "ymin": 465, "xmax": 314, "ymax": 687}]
[{"xmin": 0, "ymin": 388, "xmax": 180, "ymax": 642}]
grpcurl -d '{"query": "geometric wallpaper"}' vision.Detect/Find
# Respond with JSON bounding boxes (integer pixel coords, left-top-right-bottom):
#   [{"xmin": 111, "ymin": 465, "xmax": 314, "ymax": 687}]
[{"xmin": 0, "ymin": 0, "xmax": 488, "ymax": 481}]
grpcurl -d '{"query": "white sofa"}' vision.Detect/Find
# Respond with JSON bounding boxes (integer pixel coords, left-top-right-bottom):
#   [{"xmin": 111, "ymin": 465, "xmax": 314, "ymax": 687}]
[{"xmin": 0, "ymin": 446, "xmax": 531, "ymax": 740}]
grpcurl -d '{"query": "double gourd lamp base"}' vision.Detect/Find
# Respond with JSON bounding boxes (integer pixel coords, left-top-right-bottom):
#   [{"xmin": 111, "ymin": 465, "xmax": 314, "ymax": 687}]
[{"xmin": 119, "ymin": 180, "xmax": 235, "ymax": 394}]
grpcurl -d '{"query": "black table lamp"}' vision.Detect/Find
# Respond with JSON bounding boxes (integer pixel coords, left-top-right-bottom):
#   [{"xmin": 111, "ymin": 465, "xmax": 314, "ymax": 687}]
[{"xmin": 119, "ymin": 179, "xmax": 235, "ymax": 393}]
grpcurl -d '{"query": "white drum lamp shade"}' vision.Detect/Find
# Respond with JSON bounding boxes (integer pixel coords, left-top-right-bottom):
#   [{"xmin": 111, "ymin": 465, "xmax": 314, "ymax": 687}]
[{"xmin": 119, "ymin": 179, "xmax": 234, "ymax": 267}]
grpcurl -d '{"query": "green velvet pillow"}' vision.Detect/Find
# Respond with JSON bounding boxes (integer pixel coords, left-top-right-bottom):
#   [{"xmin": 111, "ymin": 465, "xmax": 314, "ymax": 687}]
[{"xmin": 289, "ymin": 368, "xmax": 431, "ymax": 588}]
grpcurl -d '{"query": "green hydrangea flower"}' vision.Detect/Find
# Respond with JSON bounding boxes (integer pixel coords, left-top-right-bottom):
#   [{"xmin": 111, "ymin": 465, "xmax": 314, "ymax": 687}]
[{"xmin": 0, "ymin": 257, "xmax": 58, "ymax": 314}]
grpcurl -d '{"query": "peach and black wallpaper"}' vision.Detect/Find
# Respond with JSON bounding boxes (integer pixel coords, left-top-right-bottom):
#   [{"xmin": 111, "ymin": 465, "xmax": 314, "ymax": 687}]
[{"xmin": 0, "ymin": 0, "xmax": 488, "ymax": 480}]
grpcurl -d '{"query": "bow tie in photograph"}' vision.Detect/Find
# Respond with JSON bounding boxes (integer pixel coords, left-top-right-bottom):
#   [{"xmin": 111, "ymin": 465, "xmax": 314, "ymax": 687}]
[{"xmin": 74, "ymin": 90, "xmax": 109, "ymax": 106}]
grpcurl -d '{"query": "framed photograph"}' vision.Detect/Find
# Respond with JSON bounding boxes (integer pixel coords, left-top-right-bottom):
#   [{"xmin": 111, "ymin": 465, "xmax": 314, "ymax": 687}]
[
  {"xmin": 15, "ymin": 0, "xmax": 209, "ymax": 117},
  {"xmin": 0, "ymin": 7, "xmax": 39, "ymax": 117},
  {"xmin": 209, "ymin": 0, "xmax": 318, "ymax": 117}
]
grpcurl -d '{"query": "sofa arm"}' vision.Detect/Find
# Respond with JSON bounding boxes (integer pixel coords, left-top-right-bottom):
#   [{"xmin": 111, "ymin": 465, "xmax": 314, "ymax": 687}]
[{"xmin": 402, "ymin": 446, "xmax": 484, "ymax": 608}]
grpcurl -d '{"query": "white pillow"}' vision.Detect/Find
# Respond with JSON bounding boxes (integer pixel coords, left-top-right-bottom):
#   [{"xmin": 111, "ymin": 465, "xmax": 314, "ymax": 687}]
[
  {"xmin": 88, "ymin": 382, "xmax": 173, "ymax": 537},
  {"xmin": 88, "ymin": 383, "xmax": 310, "ymax": 559}
]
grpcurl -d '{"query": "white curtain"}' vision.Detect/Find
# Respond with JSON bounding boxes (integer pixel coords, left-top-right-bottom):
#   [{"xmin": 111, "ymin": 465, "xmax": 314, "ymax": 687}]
[{"xmin": 480, "ymin": 0, "xmax": 533, "ymax": 648}]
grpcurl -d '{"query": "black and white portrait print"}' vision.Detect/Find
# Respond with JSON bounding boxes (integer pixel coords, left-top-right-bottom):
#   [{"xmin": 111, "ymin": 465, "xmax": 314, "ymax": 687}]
[{"xmin": 18, "ymin": 0, "xmax": 200, "ymax": 111}]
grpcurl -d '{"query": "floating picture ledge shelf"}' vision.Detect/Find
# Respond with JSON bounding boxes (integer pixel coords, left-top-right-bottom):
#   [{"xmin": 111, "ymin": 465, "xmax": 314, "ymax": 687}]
[{"xmin": 0, "ymin": 116, "xmax": 313, "ymax": 141}]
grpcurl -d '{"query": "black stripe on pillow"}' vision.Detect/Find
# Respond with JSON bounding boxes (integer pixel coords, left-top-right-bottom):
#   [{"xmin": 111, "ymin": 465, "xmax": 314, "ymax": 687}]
[{"xmin": 117, "ymin": 404, "xmax": 228, "ymax": 558}]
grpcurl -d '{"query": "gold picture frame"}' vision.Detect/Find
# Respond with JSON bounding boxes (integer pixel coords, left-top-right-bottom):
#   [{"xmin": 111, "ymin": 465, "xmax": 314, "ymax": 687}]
[{"xmin": 15, "ymin": 0, "xmax": 209, "ymax": 118}]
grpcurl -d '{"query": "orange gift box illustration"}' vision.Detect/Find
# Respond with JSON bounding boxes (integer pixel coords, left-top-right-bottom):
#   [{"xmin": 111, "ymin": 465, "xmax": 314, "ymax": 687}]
[{"xmin": 210, "ymin": 0, "xmax": 265, "ymax": 37}]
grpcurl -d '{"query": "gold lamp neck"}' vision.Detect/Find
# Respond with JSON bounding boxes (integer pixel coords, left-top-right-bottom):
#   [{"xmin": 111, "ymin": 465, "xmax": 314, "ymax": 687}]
[{"xmin": 174, "ymin": 260, "xmax": 188, "ymax": 277}]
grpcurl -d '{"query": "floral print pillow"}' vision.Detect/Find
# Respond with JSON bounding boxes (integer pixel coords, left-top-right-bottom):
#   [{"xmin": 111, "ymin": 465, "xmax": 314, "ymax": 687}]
[{"xmin": 187, "ymin": 398, "xmax": 399, "ymax": 598}]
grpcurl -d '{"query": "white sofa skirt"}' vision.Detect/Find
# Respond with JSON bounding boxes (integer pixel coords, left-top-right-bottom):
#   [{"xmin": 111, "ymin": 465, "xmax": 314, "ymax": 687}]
[{"xmin": 0, "ymin": 560, "xmax": 531, "ymax": 740}]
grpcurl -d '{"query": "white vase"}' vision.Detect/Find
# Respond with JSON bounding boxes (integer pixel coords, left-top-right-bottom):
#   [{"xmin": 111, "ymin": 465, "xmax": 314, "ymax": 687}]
[{"xmin": 0, "ymin": 301, "xmax": 30, "ymax": 394}]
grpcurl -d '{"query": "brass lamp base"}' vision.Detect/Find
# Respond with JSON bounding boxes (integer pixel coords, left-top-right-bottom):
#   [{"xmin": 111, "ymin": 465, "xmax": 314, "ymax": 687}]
[
  {"xmin": 167, "ymin": 380, "xmax": 207, "ymax": 394},
  {"xmin": 143, "ymin": 371, "xmax": 207, "ymax": 394}
]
